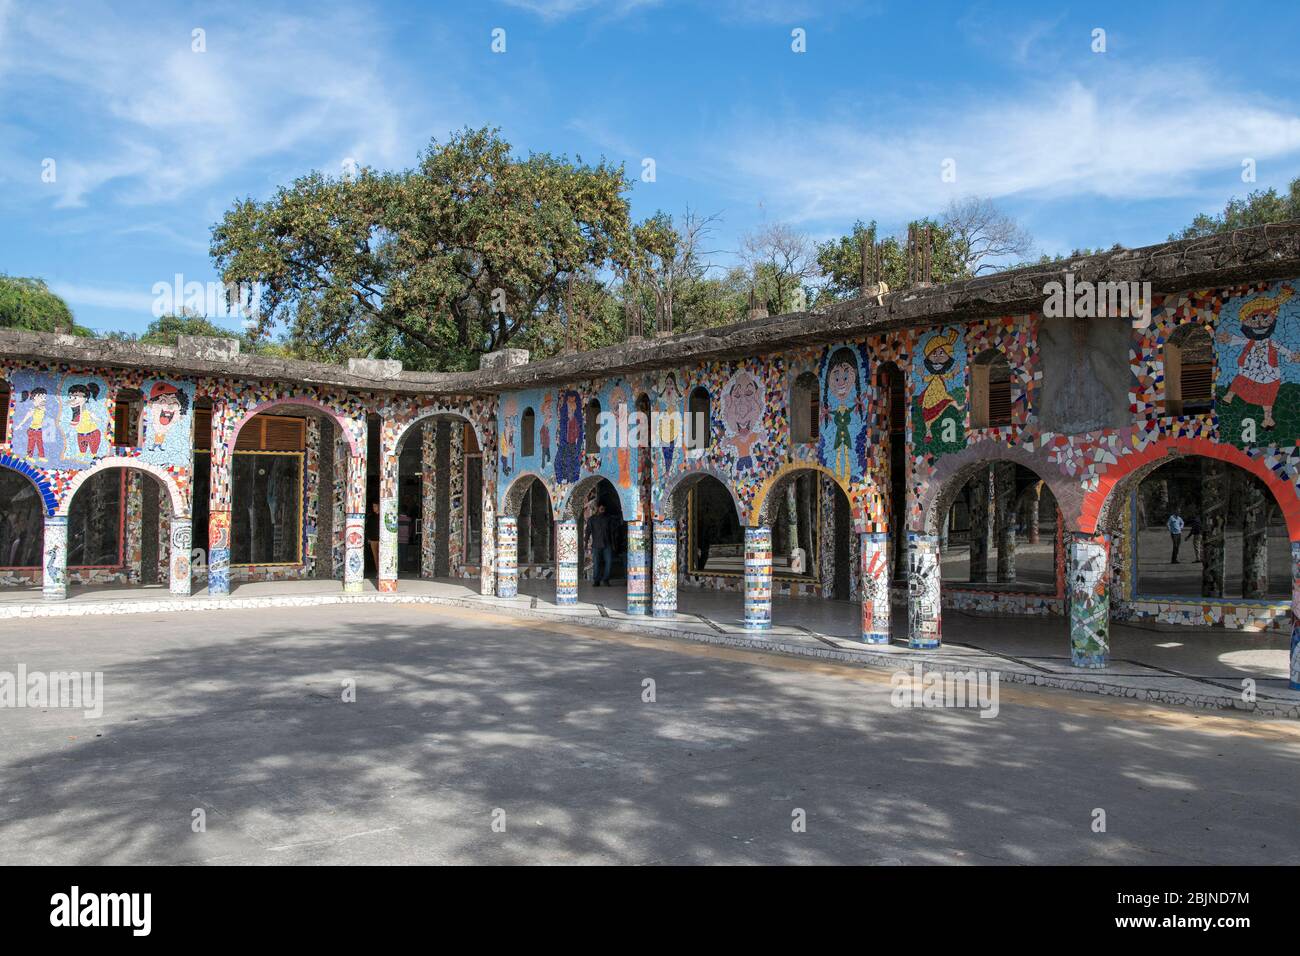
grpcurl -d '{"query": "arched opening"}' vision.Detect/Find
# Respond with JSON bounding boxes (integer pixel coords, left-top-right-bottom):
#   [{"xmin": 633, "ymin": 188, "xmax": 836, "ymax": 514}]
[
  {"xmin": 686, "ymin": 386, "xmax": 711, "ymax": 451},
  {"xmin": 769, "ymin": 468, "xmax": 852, "ymax": 598},
  {"xmin": 515, "ymin": 476, "xmax": 555, "ymax": 569},
  {"xmin": 938, "ymin": 463, "xmax": 1059, "ymax": 592},
  {"xmin": 194, "ymin": 405, "xmax": 331, "ymax": 589},
  {"xmin": 520, "ymin": 407, "xmax": 536, "ymax": 458},
  {"xmin": 790, "ymin": 371, "xmax": 820, "ymax": 446},
  {"xmin": 573, "ymin": 475, "xmax": 625, "ymax": 584},
  {"xmin": 970, "ymin": 349, "xmax": 1012, "ymax": 429},
  {"xmin": 58, "ymin": 460, "xmax": 189, "ymax": 596},
  {"xmin": 673, "ymin": 474, "xmax": 744, "ymax": 576},
  {"xmin": 0, "ymin": 467, "xmax": 47, "ymax": 587},
  {"xmin": 1164, "ymin": 324, "xmax": 1214, "ymax": 416},
  {"xmin": 1133, "ymin": 456, "xmax": 1289, "ymax": 599},
  {"xmin": 584, "ymin": 398, "xmax": 601, "ymax": 454}
]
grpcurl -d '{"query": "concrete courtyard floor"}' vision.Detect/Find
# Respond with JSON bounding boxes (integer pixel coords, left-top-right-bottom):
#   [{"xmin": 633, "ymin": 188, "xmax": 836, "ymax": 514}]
[
  {"xmin": 1, "ymin": 601, "xmax": 1299, "ymax": 865},
  {"xmin": 2, "ymin": 575, "xmax": 1293, "ymax": 715}
]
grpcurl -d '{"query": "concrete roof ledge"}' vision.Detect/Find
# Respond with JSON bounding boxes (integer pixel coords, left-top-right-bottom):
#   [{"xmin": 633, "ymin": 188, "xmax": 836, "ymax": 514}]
[
  {"xmin": 177, "ymin": 334, "xmax": 240, "ymax": 362},
  {"xmin": 347, "ymin": 357, "xmax": 403, "ymax": 379},
  {"xmin": 480, "ymin": 348, "xmax": 530, "ymax": 371}
]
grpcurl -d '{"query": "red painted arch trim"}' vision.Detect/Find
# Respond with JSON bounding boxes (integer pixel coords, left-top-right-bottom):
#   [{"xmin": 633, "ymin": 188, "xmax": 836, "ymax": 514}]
[{"xmin": 1078, "ymin": 436, "xmax": 1300, "ymax": 541}]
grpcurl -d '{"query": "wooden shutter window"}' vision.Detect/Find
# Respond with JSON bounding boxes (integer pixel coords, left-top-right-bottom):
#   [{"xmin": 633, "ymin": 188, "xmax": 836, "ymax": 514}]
[
  {"xmin": 113, "ymin": 402, "xmax": 132, "ymax": 445},
  {"xmin": 234, "ymin": 414, "xmax": 305, "ymax": 451},
  {"xmin": 0, "ymin": 384, "xmax": 9, "ymax": 444},
  {"xmin": 193, "ymin": 409, "xmax": 212, "ymax": 449},
  {"xmin": 988, "ymin": 380, "xmax": 1012, "ymax": 427},
  {"xmin": 263, "ymin": 416, "xmax": 305, "ymax": 451},
  {"xmin": 1182, "ymin": 363, "xmax": 1213, "ymax": 410}
]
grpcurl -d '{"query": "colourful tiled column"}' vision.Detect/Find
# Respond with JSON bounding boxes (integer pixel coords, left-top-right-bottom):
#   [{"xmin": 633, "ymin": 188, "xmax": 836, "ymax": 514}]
[
  {"xmin": 652, "ymin": 519, "xmax": 677, "ymax": 618},
  {"xmin": 1067, "ymin": 532, "xmax": 1110, "ymax": 668},
  {"xmin": 168, "ymin": 516, "xmax": 192, "ymax": 597},
  {"xmin": 480, "ymin": 420, "xmax": 497, "ymax": 597},
  {"xmin": 860, "ymin": 531, "xmax": 891, "ymax": 644},
  {"xmin": 377, "ymin": 495, "xmax": 399, "ymax": 592},
  {"xmin": 556, "ymin": 518, "xmax": 578, "ymax": 605},
  {"xmin": 496, "ymin": 515, "xmax": 518, "ymax": 599},
  {"xmin": 626, "ymin": 520, "xmax": 650, "ymax": 615},
  {"xmin": 907, "ymin": 532, "xmax": 941, "ymax": 649},
  {"xmin": 208, "ymin": 511, "xmax": 231, "ymax": 597},
  {"xmin": 42, "ymin": 515, "xmax": 67, "ymax": 601},
  {"xmin": 208, "ymin": 398, "xmax": 234, "ymax": 597},
  {"xmin": 344, "ymin": 450, "xmax": 366, "ymax": 594},
  {"xmin": 1289, "ymin": 542, "xmax": 1299, "ymax": 690},
  {"xmin": 743, "ymin": 525, "xmax": 773, "ymax": 631}
]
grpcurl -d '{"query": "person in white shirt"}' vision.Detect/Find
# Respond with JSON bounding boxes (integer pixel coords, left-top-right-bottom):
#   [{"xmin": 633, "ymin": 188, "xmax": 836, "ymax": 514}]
[{"xmin": 1167, "ymin": 510, "xmax": 1185, "ymax": 564}]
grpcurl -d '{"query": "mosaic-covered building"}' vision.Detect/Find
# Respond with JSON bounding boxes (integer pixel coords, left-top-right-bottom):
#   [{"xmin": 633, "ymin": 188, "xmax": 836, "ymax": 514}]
[{"xmin": 3, "ymin": 223, "xmax": 1300, "ymax": 688}]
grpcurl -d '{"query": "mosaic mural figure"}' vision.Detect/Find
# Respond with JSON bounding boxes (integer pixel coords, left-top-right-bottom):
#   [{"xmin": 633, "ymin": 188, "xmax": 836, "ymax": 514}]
[
  {"xmin": 915, "ymin": 328, "xmax": 964, "ymax": 452},
  {"xmin": 540, "ymin": 392, "xmax": 553, "ymax": 469},
  {"xmin": 658, "ymin": 373, "xmax": 682, "ymax": 471},
  {"xmin": 1217, "ymin": 284, "xmax": 1297, "ymax": 431},
  {"xmin": 555, "ymin": 390, "xmax": 583, "ymax": 484},
  {"xmin": 14, "ymin": 383, "xmax": 51, "ymax": 463},
  {"xmin": 139, "ymin": 380, "xmax": 195, "ymax": 464},
  {"xmin": 721, "ymin": 369, "xmax": 763, "ymax": 473},
  {"xmin": 500, "ymin": 395, "xmax": 518, "ymax": 477},
  {"xmin": 62, "ymin": 379, "xmax": 109, "ymax": 462},
  {"xmin": 818, "ymin": 346, "xmax": 865, "ymax": 484},
  {"xmin": 609, "ymin": 385, "xmax": 631, "ymax": 488}
]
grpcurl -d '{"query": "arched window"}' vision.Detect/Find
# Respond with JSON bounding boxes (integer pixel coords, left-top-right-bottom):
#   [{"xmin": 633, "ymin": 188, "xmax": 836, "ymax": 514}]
[
  {"xmin": 584, "ymin": 399, "xmax": 601, "ymax": 453},
  {"xmin": 1165, "ymin": 324, "xmax": 1214, "ymax": 416},
  {"xmin": 790, "ymin": 372, "xmax": 819, "ymax": 444},
  {"xmin": 687, "ymin": 386, "xmax": 711, "ymax": 450},
  {"xmin": 520, "ymin": 407, "xmax": 536, "ymax": 457},
  {"xmin": 971, "ymin": 349, "xmax": 1012, "ymax": 428}
]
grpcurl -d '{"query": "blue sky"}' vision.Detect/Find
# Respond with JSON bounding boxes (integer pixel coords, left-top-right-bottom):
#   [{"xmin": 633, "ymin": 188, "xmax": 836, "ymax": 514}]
[{"xmin": 3, "ymin": 0, "xmax": 1300, "ymax": 335}]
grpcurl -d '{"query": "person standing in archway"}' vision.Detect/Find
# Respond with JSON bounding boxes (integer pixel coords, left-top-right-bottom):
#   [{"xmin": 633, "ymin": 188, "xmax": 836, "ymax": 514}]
[
  {"xmin": 1167, "ymin": 507, "xmax": 1184, "ymax": 564},
  {"xmin": 586, "ymin": 502, "xmax": 616, "ymax": 587}
]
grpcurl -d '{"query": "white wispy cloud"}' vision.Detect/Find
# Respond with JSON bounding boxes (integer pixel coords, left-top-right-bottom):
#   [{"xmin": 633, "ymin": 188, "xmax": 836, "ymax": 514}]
[
  {"xmin": 50, "ymin": 282, "xmax": 157, "ymax": 314},
  {"xmin": 3, "ymin": 2, "xmax": 447, "ymax": 209},
  {"xmin": 497, "ymin": 0, "xmax": 661, "ymax": 21},
  {"xmin": 715, "ymin": 65, "xmax": 1300, "ymax": 226}
]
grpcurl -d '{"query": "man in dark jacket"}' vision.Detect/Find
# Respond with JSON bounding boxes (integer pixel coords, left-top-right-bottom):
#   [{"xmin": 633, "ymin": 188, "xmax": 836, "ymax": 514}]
[{"xmin": 586, "ymin": 503, "xmax": 617, "ymax": 586}]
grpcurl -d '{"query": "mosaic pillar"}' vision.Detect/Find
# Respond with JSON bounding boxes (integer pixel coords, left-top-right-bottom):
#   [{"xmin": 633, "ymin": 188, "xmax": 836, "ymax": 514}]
[
  {"xmin": 626, "ymin": 520, "xmax": 650, "ymax": 615},
  {"xmin": 652, "ymin": 519, "xmax": 677, "ymax": 618},
  {"xmin": 1201, "ymin": 458, "xmax": 1225, "ymax": 598},
  {"xmin": 208, "ymin": 511, "xmax": 231, "ymax": 597},
  {"xmin": 168, "ymin": 516, "xmax": 192, "ymax": 597},
  {"xmin": 969, "ymin": 467, "xmax": 992, "ymax": 583},
  {"xmin": 344, "ymin": 448, "xmax": 366, "ymax": 593},
  {"xmin": 1026, "ymin": 482, "xmax": 1042, "ymax": 545},
  {"xmin": 496, "ymin": 515, "xmax": 518, "ymax": 599},
  {"xmin": 860, "ymin": 531, "xmax": 891, "ymax": 644},
  {"xmin": 42, "ymin": 515, "xmax": 67, "ymax": 601},
  {"xmin": 907, "ymin": 532, "xmax": 941, "ymax": 649},
  {"xmin": 1291, "ymin": 541, "xmax": 1300, "ymax": 691},
  {"xmin": 556, "ymin": 518, "xmax": 578, "ymax": 605},
  {"xmin": 1067, "ymin": 532, "xmax": 1110, "ymax": 668},
  {"xmin": 743, "ymin": 526, "xmax": 773, "ymax": 631},
  {"xmin": 208, "ymin": 399, "xmax": 235, "ymax": 597},
  {"xmin": 377, "ymin": 495, "xmax": 398, "ymax": 593},
  {"xmin": 1241, "ymin": 476, "xmax": 1269, "ymax": 599},
  {"xmin": 995, "ymin": 462, "xmax": 1016, "ymax": 584},
  {"xmin": 421, "ymin": 422, "xmax": 437, "ymax": 578},
  {"xmin": 480, "ymin": 420, "xmax": 497, "ymax": 596}
]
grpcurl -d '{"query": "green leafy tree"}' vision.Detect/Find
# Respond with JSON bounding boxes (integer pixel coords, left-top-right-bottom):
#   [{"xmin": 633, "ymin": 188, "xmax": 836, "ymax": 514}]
[
  {"xmin": 0, "ymin": 275, "xmax": 91, "ymax": 335},
  {"xmin": 814, "ymin": 219, "xmax": 969, "ymax": 303},
  {"xmin": 1171, "ymin": 177, "xmax": 1300, "ymax": 240},
  {"xmin": 211, "ymin": 127, "xmax": 634, "ymax": 371}
]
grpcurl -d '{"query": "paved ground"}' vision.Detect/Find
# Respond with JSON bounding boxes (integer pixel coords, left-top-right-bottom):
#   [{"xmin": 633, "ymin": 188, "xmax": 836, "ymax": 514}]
[{"xmin": 1, "ymin": 602, "xmax": 1298, "ymax": 864}]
